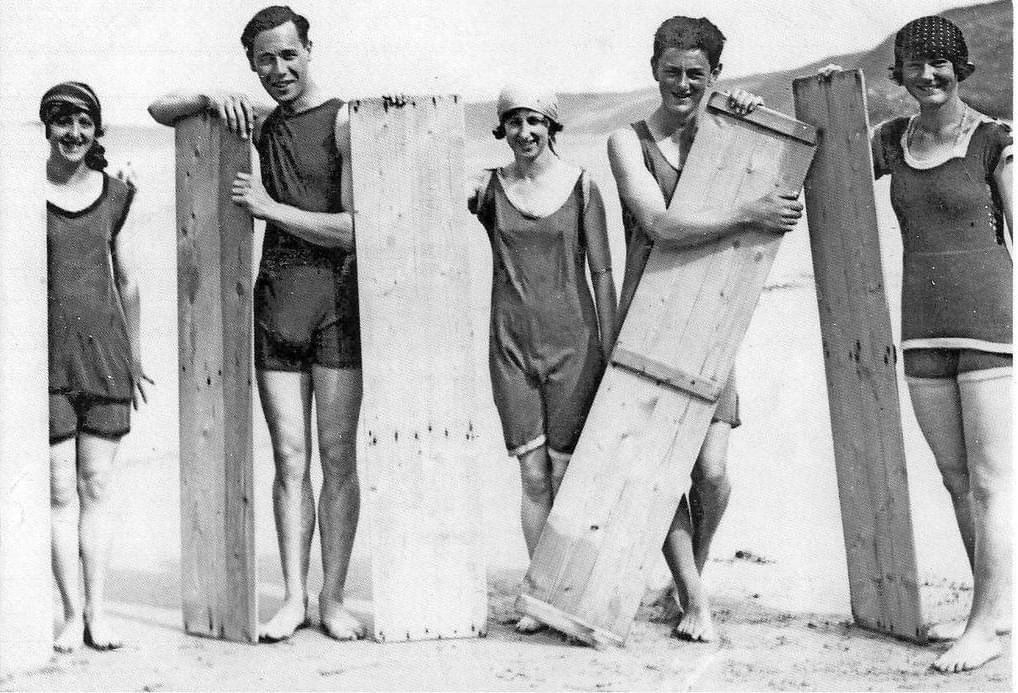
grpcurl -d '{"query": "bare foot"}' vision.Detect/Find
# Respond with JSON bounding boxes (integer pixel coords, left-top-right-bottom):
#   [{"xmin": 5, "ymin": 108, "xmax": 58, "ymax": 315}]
[
  {"xmin": 515, "ymin": 615, "xmax": 546, "ymax": 634},
  {"xmin": 54, "ymin": 615, "xmax": 84, "ymax": 653},
  {"xmin": 319, "ymin": 599, "xmax": 365, "ymax": 641},
  {"xmin": 648, "ymin": 587, "xmax": 684, "ymax": 624},
  {"xmin": 932, "ymin": 632, "xmax": 1002, "ymax": 673},
  {"xmin": 259, "ymin": 598, "xmax": 308, "ymax": 642},
  {"xmin": 928, "ymin": 619, "xmax": 1010, "ymax": 641},
  {"xmin": 83, "ymin": 618, "xmax": 123, "ymax": 651},
  {"xmin": 673, "ymin": 604, "xmax": 716, "ymax": 643}
]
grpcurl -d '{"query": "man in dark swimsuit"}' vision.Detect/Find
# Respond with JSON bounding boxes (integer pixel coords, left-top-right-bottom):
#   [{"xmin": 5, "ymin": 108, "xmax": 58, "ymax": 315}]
[
  {"xmin": 607, "ymin": 16, "xmax": 803, "ymax": 643},
  {"xmin": 148, "ymin": 5, "xmax": 363, "ymax": 642}
]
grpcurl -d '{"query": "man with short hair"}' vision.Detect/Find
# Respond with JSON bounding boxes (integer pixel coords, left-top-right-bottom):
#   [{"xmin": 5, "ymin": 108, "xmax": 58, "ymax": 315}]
[
  {"xmin": 149, "ymin": 5, "xmax": 363, "ymax": 642},
  {"xmin": 607, "ymin": 15, "xmax": 803, "ymax": 642}
]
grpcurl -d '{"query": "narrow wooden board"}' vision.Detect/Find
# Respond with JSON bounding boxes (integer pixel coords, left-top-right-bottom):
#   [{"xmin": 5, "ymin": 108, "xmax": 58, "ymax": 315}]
[
  {"xmin": 349, "ymin": 96, "xmax": 487, "ymax": 642},
  {"xmin": 0, "ymin": 123, "xmax": 51, "ymax": 676},
  {"xmin": 518, "ymin": 94, "xmax": 816, "ymax": 646},
  {"xmin": 793, "ymin": 70, "xmax": 925, "ymax": 642},
  {"xmin": 176, "ymin": 114, "xmax": 258, "ymax": 642}
]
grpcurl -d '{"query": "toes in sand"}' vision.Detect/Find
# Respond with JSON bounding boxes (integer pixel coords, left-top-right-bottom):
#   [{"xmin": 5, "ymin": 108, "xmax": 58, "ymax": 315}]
[
  {"xmin": 515, "ymin": 615, "xmax": 547, "ymax": 634},
  {"xmin": 320, "ymin": 599, "xmax": 365, "ymax": 641},
  {"xmin": 259, "ymin": 599, "xmax": 308, "ymax": 643},
  {"xmin": 672, "ymin": 605, "xmax": 716, "ymax": 643},
  {"xmin": 932, "ymin": 632, "xmax": 1002, "ymax": 673},
  {"xmin": 53, "ymin": 615, "xmax": 85, "ymax": 653},
  {"xmin": 83, "ymin": 618, "xmax": 123, "ymax": 651}
]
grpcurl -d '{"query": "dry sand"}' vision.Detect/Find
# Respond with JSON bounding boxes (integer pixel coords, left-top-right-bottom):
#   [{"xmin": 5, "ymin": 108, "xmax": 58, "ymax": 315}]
[{"xmin": 1, "ymin": 127, "xmax": 1010, "ymax": 691}]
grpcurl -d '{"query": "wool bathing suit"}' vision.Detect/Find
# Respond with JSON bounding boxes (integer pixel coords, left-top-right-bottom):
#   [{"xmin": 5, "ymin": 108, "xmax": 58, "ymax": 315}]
[
  {"xmin": 475, "ymin": 169, "xmax": 608, "ymax": 457},
  {"xmin": 255, "ymin": 98, "xmax": 360, "ymax": 371},
  {"xmin": 47, "ymin": 174, "xmax": 134, "ymax": 441},
  {"xmin": 618, "ymin": 120, "xmax": 740, "ymax": 427},
  {"xmin": 872, "ymin": 109, "xmax": 1012, "ymax": 377}
]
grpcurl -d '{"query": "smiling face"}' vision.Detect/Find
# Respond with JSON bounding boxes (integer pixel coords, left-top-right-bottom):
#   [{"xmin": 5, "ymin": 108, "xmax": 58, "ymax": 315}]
[
  {"xmin": 900, "ymin": 55, "xmax": 958, "ymax": 107},
  {"xmin": 250, "ymin": 21, "xmax": 312, "ymax": 107},
  {"xmin": 503, "ymin": 108, "xmax": 552, "ymax": 161},
  {"xmin": 48, "ymin": 109, "xmax": 96, "ymax": 167},
  {"xmin": 652, "ymin": 47, "xmax": 720, "ymax": 121}
]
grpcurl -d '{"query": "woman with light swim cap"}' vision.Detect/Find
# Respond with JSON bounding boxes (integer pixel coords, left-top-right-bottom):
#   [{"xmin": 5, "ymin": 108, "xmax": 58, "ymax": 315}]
[{"xmin": 469, "ymin": 84, "xmax": 617, "ymax": 634}]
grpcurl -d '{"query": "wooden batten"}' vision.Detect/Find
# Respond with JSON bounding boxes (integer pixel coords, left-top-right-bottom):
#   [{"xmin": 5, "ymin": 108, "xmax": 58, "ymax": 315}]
[
  {"xmin": 793, "ymin": 69, "xmax": 925, "ymax": 642},
  {"xmin": 0, "ymin": 123, "xmax": 51, "ymax": 676},
  {"xmin": 518, "ymin": 103, "xmax": 816, "ymax": 646},
  {"xmin": 349, "ymin": 96, "xmax": 487, "ymax": 642},
  {"xmin": 175, "ymin": 114, "xmax": 257, "ymax": 643}
]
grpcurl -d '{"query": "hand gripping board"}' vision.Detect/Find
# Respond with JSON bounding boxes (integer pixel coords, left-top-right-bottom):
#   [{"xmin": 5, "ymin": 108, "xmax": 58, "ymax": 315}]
[
  {"xmin": 517, "ymin": 93, "xmax": 816, "ymax": 646},
  {"xmin": 176, "ymin": 114, "xmax": 258, "ymax": 642},
  {"xmin": 349, "ymin": 96, "xmax": 487, "ymax": 642},
  {"xmin": 793, "ymin": 70, "xmax": 925, "ymax": 642}
]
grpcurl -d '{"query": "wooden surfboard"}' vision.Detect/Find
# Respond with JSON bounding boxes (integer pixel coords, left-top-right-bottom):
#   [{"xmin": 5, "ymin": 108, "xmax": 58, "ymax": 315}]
[
  {"xmin": 175, "ymin": 114, "xmax": 258, "ymax": 643},
  {"xmin": 0, "ymin": 122, "xmax": 51, "ymax": 675},
  {"xmin": 349, "ymin": 96, "xmax": 487, "ymax": 642},
  {"xmin": 517, "ymin": 94, "xmax": 816, "ymax": 647},
  {"xmin": 793, "ymin": 70, "xmax": 925, "ymax": 642}
]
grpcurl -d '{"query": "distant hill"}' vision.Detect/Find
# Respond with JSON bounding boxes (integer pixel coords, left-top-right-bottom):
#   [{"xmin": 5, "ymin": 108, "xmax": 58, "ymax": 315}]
[{"xmin": 466, "ymin": 1, "xmax": 1011, "ymax": 139}]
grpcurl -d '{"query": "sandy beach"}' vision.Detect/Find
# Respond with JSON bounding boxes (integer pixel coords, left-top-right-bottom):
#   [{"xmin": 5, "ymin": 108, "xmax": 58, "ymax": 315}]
[{"xmin": 2, "ymin": 116, "xmax": 1011, "ymax": 691}]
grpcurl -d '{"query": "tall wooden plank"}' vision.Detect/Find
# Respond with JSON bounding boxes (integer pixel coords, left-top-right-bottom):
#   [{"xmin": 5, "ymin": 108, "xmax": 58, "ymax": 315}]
[
  {"xmin": 793, "ymin": 70, "xmax": 925, "ymax": 642},
  {"xmin": 349, "ymin": 96, "xmax": 487, "ymax": 642},
  {"xmin": 0, "ymin": 120, "xmax": 51, "ymax": 675},
  {"xmin": 176, "ymin": 114, "xmax": 257, "ymax": 642},
  {"xmin": 518, "ymin": 95, "xmax": 816, "ymax": 647}
]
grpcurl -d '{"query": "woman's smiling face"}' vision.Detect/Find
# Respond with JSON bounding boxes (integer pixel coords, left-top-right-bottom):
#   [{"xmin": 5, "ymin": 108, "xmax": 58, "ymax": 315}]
[
  {"xmin": 503, "ymin": 109, "xmax": 552, "ymax": 160},
  {"xmin": 900, "ymin": 55, "xmax": 959, "ymax": 107},
  {"xmin": 48, "ymin": 109, "xmax": 96, "ymax": 166}
]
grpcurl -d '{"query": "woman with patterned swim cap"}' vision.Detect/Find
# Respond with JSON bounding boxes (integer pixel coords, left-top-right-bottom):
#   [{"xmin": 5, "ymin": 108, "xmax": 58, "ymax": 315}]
[
  {"xmin": 821, "ymin": 15, "xmax": 1012, "ymax": 673},
  {"xmin": 42, "ymin": 81, "xmax": 152, "ymax": 652},
  {"xmin": 469, "ymin": 85, "xmax": 617, "ymax": 633},
  {"xmin": 608, "ymin": 16, "xmax": 802, "ymax": 644}
]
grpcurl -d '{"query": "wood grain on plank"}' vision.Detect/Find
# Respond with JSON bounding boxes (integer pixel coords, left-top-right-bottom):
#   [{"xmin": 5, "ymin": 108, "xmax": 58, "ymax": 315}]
[
  {"xmin": 349, "ymin": 96, "xmax": 487, "ymax": 642},
  {"xmin": 175, "ymin": 114, "xmax": 257, "ymax": 643},
  {"xmin": 793, "ymin": 69, "xmax": 925, "ymax": 642},
  {"xmin": 518, "ymin": 99, "xmax": 816, "ymax": 645},
  {"xmin": 0, "ymin": 124, "xmax": 51, "ymax": 676}
]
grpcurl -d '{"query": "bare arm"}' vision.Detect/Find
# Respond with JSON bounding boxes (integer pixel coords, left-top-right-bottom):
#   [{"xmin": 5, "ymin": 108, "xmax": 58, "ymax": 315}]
[
  {"xmin": 111, "ymin": 217, "xmax": 152, "ymax": 408},
  {"xmin": 607, "ymin": 128, "xmax": 802, "ymax": 250},
  {"xmin": 230, "ymin": 103, "xmax": 354, "ymax": 251},
  {"xmin": 582, "ymin": 179, "xmax": 618, "ymax": 356},
  {"xmin": 148, "ymin": 90, "xmax": 268, "ymax": 139},
  {"xmin": 995, "ymin": 156, "xmax": 1013, "ymax": 250}
]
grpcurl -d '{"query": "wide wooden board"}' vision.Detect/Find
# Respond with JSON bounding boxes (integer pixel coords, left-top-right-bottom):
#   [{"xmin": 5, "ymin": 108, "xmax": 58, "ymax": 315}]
[
  {"xmin": 518, "ymin": 94, "xmax": 816, "ymax": 646},
  {"xmin": 0, "ymin": 123, "xmax": 51, "ymax": 675},
  {"xmin": 349, "ymin": 96, "xmax": 487, "ymax": 642},
  {"xmin": 176, "ymin": 114, "xmax": 257, "ymax": 642},
  {"xmin": 793, "ymin": 70, "xmax": 925, "ymax": 642}
]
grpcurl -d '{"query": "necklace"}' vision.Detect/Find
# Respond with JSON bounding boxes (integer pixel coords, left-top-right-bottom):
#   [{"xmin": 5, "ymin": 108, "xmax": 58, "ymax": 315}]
[{"xmin": 908, "ymin": 104, "xmax": 969, "ymax": 153}]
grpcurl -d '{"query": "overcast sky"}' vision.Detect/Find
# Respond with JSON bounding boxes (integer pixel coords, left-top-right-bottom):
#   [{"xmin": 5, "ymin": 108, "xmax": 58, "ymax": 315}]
[{"xmin": 0, "ymin": 0, "xmax": 999, "ymax": 125}]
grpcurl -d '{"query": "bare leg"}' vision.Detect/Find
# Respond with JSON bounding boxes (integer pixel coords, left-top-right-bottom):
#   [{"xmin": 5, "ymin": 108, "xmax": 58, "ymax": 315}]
[
  {"xmin": 312, "ymin": 365, "xmax": 365, "ymax": 641},
  {"xmin": 908, "ymin": 378, "xmax": 975, "ymax": 567},
  {"xmin": 934, "ymin": 370, "xmax": 1011, "ymax": 673},
  {"xmin": 689, "ymin": 423, "xmax": 732, "ymax": 572},
  {"xmin": 517, "ymin": 445, "xmax": 552, "ymax": 633},
  {"xmin": 661, "ymin": 497, "xmax": 698, "ymax": 625},
  {"xmin": 663, "ymin": 422, "xmax": 731, "ymax": 643},
  {"xmin": 547, "ymin": 450, "xmax": 570, "ymax": 499},
  {"xmin": 77, "ymin": 434, "xmax": 123, "ymax": 650},
  {"xmin": 908, "ymin": 376, "xmax": 976, "ymax": 642},
  {"xmin": 51, "ymin": 437, "xmax": 83, "ymax": 653},
  {"xmin": 257, "ymin": 370, "xmax": 315, "ymax": 642}
]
